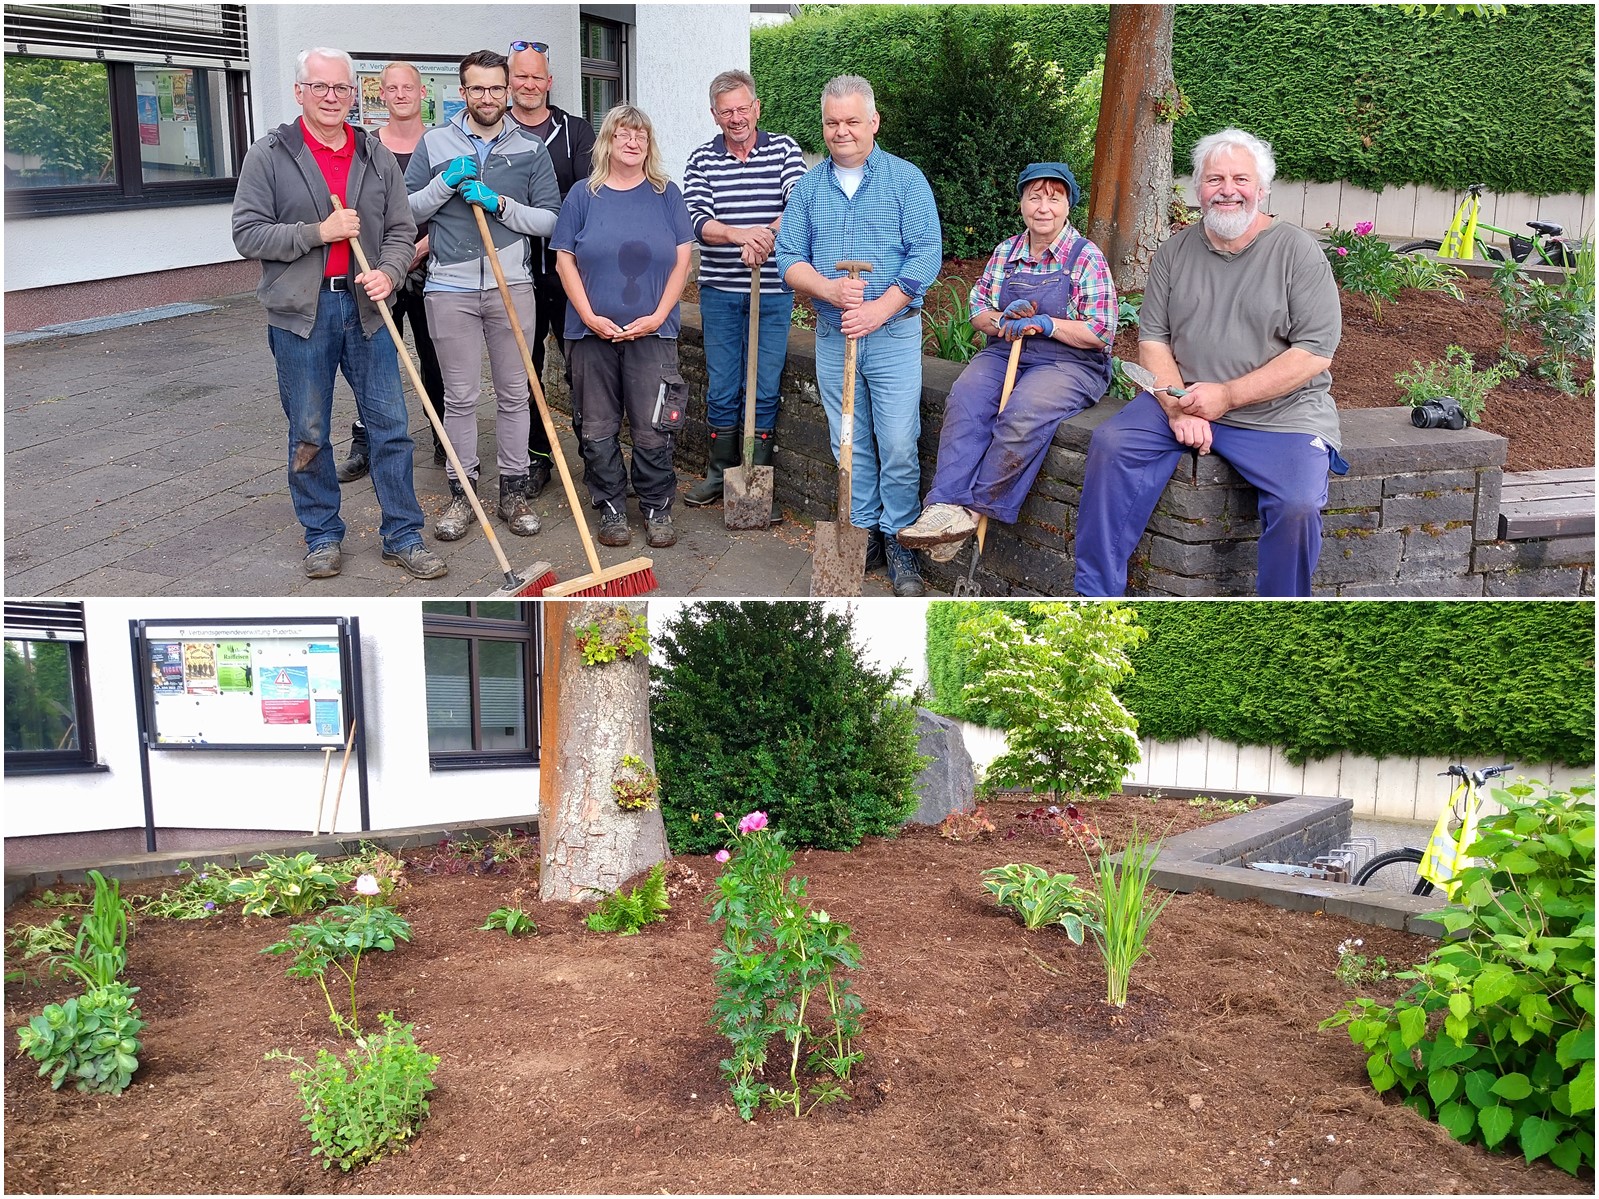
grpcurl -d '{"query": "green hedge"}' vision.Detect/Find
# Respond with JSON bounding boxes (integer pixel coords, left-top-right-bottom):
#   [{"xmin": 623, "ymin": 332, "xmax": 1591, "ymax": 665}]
[
  {"xmin": 925, "ymin": 601, "xmax": 1595, "ymax": 767},
  {"xmin": 753, "ymin": 4, "xmax": 1595, "ymax": 197}
]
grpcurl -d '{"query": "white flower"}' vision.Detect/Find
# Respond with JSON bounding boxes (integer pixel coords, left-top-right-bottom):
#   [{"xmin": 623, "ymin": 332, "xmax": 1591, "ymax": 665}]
[{"xmin": 355, "ymin": 874, "xmax": 381, "ymax": 896}]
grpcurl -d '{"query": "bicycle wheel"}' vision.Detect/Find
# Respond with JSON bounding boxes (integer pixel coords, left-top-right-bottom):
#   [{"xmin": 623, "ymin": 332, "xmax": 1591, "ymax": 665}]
[
  {"xmin": 1353, "ymin": 847, "xmax": 1434, "ymax": 896},
  {"xmin": 1395, "ymin": 238, "xmax": 1505, "ymax": 263}
]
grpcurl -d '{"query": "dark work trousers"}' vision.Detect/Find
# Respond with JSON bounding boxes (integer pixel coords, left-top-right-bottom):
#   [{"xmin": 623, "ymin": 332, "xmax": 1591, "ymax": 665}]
[
  {"xmin": 568, "ymin": 334, "xmax": 680, "ymax": 515},
  {"xmin": 352, "ymin": 283, "xmax": 444, "ymax": 455},
  {"xmin": 527, "ymin": 255, "xmax": 576, "ymax": 463}
]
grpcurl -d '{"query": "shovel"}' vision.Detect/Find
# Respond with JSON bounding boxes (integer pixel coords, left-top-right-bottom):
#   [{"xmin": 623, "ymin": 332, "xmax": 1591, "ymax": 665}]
[
  {"xmin": 809, "ymin": 260, "xmax": 874, "ymax": 596},
  {"xmin": 1119, "ymin": 359, "xmax": 1187, "ymax": 398},
  {"xmin": 952, "ymin": 336, "xmax": 1025, "ymax": 597},
  {"xmin": 723, "ymin": 264, "xmax": 773, "ymax": 529}
]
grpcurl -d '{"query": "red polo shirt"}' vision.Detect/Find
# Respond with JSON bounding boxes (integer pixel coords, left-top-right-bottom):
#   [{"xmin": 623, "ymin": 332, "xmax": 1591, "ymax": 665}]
[{"xmin": 302, "ymin": 117, "xmax": 355, "ymax": 279}]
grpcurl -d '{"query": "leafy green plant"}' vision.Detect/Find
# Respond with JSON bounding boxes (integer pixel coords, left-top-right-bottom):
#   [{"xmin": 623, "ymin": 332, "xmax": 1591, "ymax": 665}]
[
  {"xmin": 132, "ymin": 862, "xmax": 237, "ymax": 920},
  {"xmin": 1321, "ymin": 781, "xmax": 1594, "ymax": 1176},
  {"xmin": 709, "ymin": 812, "xmax": 864, "ymax": 1120},
  {"xmin": 228, "ymin": 851, "xmax": 349, "ymax": 917},
  {"xmin": 1391, "ymin": 252, "xmax": 1466, "ymax": 300},
  {"xmin": 480, "ymin": 907, "xmax": 538, "ymax": 937},
  {"xmin": 266, "ymin": 1012, "xmax": 439, "ymax": 1172},
  {"xmin": 15, "ymin": 981, "xmax": 145, "ymax": 1094},
  {"xmin": 937, "ymin": 804, "xmax": 996, "ymax": 843},
  {"xmin": 921, "ymin": 278, "xmax": 982, "ymax": 363},
  {"xmin": 1186, "ymin": 794, "xmax": 1260, "ymax": 815},
  {"xmin": 5, "ymin": 916, "xmax": 76, "ymax": 984},
  {"xmin": 1492, "ymin": 258, "xmax": 1594, "ymax": 395},
  {"xmin": 1334, "ymin": 938, "xmax": 1396, "ymax": 988},
  {"xmin": 1323, "ymin": 222, "xmax": 1404, "ymax": 319},
  {"xmin": 1395, "ymin": 344, "xmax": 1518, "ymax": 424},
  {"xmin": 1116, "ymin": 293, "xmax": 1143, "ymax": 331},
  {"xmin": 53, "ymin": 870, "xmax": 130, "ymax": 990},
  {"xmin": 31, "ymin": 888, "xmax": 87, "ymax": 908},
  {"xmin": 339, "ymin": 844, "xmax": 407, "ymax": 900},
  {"xmin": 585, "ymin": 862, "xmax": 670, "ymax": 936},
  {"xmin": 981, "ymin": 863, "xmax": 1101, "ymax": 945},
  {"xmin": 262, "ymin": 882, "xmax": 412, "ymax": 1035},
  {"xmin": 574, "ymin": 607, "xmax": 650, "ymax": 666},
  {"xmin": 955, "ymin": 601, "xmax": 1147, "ymax": 805},
  {"xmin": 1079, "ymin": 822, "xmax": 1175, "ymax": 1008},
  {"xmin": 611, "ymin": 753, "xmax": 659, "ymax": 812}
]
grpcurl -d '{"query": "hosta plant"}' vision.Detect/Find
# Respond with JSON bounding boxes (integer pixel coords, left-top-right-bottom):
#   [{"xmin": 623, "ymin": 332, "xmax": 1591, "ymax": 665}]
[
  {"xmin": 480, "ymin": 907, "xmax": 537, "ymax": 937},
  {"xmin": 981, "ymin": 863, "xmax": 1101, "ymax": 944},
  {"xmin": 585, "ymin": 862, "xmax": 669, "ymax": 935},
  {"xmin": 229, "ymin": 851, "xmax": 349, "ymax": 917},
  {"xmin": 1321, "ymin": 781, "xmax": 1594, "ymax": 1176},
  {"xmin": 267, "ymin": 1012, "xmax": 439, "ymax": 1172},
  {"xmin": 15, "ymin": 981, "xmax": 145, "ymax": 1094}
]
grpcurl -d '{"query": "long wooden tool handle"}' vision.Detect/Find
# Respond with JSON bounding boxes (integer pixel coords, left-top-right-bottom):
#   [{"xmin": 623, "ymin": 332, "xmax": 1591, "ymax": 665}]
[
  {"xmin": 833, "ymin": 260, "xmax": 874, "ymax": 525},
  {"xmin": 332, "ymin": 196, "xmax": 519, "ymax": 584},
  {"xmin": 742, "ymin": 264, "xmax": 761, "ymax": 466},
  {"xmin": 973, "ymin": 337, "xmax": 1027, "ymax": 554},
  {"xmin": 471, "ymin": 204, "xmax": 603, "ymax": 577},
  {"xmin": 313, "ymin": 746, "xmax": 334, "ymax": 835},
  {"xmin": 328, "ymin": 719, "xmax": 357, "ymax": 835}
]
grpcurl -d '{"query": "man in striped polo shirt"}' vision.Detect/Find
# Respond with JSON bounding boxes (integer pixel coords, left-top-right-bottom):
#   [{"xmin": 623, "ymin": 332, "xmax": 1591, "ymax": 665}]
[
  {"xmin": 776, "ymin": 75, "xmax": 942, "ymax": 596},
  {"xmin": 681, "ymin": 69, "xmax": 806, "ymax": 519}
]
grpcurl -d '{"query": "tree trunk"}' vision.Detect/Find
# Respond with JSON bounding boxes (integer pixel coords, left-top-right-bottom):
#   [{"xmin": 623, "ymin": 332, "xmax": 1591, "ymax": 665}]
[
  {"xmin": 1085, "ymin": 4, "xmax": 1176, "ymax": 293},
  {"xmin": 538, "ymin": 600, "xmax": 668, "ymax": 902}
]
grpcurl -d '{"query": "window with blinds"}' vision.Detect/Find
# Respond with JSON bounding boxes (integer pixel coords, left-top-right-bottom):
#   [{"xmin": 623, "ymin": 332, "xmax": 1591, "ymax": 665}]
[
  {"xmin": 4, "ymin": 601, "xmax": 98, "ymax": 774},
  {"xmin": 420, "ymin": 602, "xmax": 540, "ymax": 769}
]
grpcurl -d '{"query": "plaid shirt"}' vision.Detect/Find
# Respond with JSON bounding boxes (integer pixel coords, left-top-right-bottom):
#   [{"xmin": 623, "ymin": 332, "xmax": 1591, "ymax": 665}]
[{"xmin": 968, "ymin": 222, "xmax": 1117, "ymax": 349}]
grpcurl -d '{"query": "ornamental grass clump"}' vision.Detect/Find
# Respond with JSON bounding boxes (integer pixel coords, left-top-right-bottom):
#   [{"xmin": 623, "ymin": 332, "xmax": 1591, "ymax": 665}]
[
  {"xmin": 1321, "ymin": 781, "xmax": 1594, "ymax": 1176},
  {"xmin": 708, "ymin": 811, "xmax": 865, "ymax": 1120}
]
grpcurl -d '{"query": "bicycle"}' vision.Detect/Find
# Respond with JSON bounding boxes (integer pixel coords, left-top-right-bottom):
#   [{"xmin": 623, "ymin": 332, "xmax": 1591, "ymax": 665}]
[
  {"xmin": 1397, "ymin": 184, "xmax": 1581, "ymax": 267},
  {"xmin": 1352, "ymin": 763, "xmax": 1516, "ymax": 896}
]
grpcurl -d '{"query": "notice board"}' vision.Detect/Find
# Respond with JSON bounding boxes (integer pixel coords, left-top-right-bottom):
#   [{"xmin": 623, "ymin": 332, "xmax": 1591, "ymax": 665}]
[{"xmin": 133, "ymin": 618, "xmax": 358, "ymax": 750}]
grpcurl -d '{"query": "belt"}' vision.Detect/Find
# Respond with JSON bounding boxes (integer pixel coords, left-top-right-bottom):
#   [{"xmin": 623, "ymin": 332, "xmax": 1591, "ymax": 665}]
[{"xmin": 322, "ymin": 276, "xmax": 352, "ymax": 292}]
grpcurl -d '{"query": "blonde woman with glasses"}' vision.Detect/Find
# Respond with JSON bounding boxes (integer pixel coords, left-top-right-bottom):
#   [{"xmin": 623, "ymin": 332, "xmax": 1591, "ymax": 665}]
[{"xmin": 551, "ymin": 105, "xmax": 694, "ymax": 549}]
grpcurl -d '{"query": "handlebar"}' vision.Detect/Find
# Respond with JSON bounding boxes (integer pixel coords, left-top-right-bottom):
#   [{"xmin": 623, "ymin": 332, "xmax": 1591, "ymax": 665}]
[{"xmin": 1439, "ymin": 763, "xmax": 1515, "ymax": 784}]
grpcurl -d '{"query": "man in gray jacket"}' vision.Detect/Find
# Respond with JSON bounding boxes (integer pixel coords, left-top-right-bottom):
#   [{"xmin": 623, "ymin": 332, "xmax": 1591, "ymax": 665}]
[
  {"xmin": 406, "ymin": 49, "xmax": 562, "ymax": 542},
  {"xmin": 232, "ymin": 47, "xmax": 445, "ymax": 581}
]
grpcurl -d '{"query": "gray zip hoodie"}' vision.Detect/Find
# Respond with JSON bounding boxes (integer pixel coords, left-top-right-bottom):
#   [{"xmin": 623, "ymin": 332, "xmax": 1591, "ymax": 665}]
[
  {"xmin": 406, "ymin": 110, "xmax": 561, "ymax": 291},
  {"xmin": 232, "ymin": 120, "xmax": 415, "ymax": 338}
]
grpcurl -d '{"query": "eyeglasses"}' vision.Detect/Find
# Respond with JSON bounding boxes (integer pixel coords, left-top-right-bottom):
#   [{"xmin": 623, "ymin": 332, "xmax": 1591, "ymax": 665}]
[
  {"xmin": 714, "ymin": 104, "xmax": 755, "ymax": 121},
  {"xmin": 509, "ymin": 40, "xmax": 549, "ymax": 54},
  {"xmin": 299, "ymin": 82, "xmax": 355, "ymax": 99},
  {"xmin": 464, "ymin": 85, "xmax": 508, "ymax": 99},
  {"xmin": 614, "ymin": 129, "xmax": 649, "ymax": 144}
]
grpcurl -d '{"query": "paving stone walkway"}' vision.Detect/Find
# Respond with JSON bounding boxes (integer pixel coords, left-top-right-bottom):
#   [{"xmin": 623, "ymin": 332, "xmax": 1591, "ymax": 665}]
[{"xmin": 4, "ymin": 295, "xmax": 910, "ymax": 599}]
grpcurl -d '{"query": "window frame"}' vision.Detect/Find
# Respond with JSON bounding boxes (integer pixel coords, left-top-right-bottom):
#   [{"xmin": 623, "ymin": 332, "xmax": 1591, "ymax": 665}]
[
  {"xmin": 421, "ymin": 603, "xmax": 541, "ymax": 771},
  {"xmin": 4, "ymin": 602, "xmax": 100, "ymax": 777},
  {"xmin": 578, "ymin": 13, "xmax": 627, "ymax": 131}
]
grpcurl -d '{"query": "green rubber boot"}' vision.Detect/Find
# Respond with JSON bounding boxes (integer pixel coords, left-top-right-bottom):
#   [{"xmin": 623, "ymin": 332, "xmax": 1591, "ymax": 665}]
[
  {"xmin": 684, "ymin": 425, "xmax": 740, "ymax": 507},
  {"xmin": 753, "ymin": 427, "xmax": 781, "ymax": 525}
]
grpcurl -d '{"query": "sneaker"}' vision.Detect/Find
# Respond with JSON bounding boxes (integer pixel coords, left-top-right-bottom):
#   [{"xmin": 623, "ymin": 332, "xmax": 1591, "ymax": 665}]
[
  {"xmin": 336, "ymin": 451, "xmax": 369, "ymax": 484},
  {"xmin": 897, "ymin": 503, "xmax": 977, "ymax": 548},
  {"xmin": 645, "ymin": 506, "xmax": 677, "ymax": 548},
  {"xmin": 926, "ymin": 536, "xmax": 968, "ymax": 564},
  {"xmin": 383, "ymin": 543, "xmax": 448, "ymax": 580},
  {"xmin": 434, "ymin": 479, "xmax": 476, "ymax": 542},
  {"xmin": 303, "ymin": 542, "xmax": 342, "ymax": 579},
  {"xmin": 884, "ymin": 540, "xmax": 926, "ymax": 598},
  {"xmin": 526, "ymin": 458, "xmax": 552, "ymax": 500},
  {"xmin": 864, "ymin": 529, "xmax": 887, "ymax": 573},
  {"xmin": 498, "ymin": 475, "xmax": 541, "ymax": 537},
  {"xmin": 598, "ymin": 509, "xmax": 632, "ymax": 547}
]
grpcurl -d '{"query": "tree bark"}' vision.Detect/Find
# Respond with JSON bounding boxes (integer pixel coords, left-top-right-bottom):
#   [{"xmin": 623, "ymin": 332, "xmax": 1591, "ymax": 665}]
[
  {"xmin": 538, "ymin": 600, "xmax": 668, "ymax": 902},
  {"xmin": 1085, "ymin": 4, "xmax": 1177, "ymax": 293}
]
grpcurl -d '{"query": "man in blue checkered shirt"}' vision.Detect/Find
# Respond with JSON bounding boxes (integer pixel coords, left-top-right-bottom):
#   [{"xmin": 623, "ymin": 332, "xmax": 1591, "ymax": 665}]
[{"xmin": 775, "ymin": 75, "xmax": 943, "ymax": 597}]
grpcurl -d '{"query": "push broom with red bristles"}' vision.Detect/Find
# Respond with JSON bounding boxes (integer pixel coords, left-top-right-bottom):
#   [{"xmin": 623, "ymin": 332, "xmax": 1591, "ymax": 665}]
[
  {"xmin": 472, "ymin": 206, "xmax": 656, "ymax": 598},
  {"xmin": 336, "ymin": 198, "xmax": 556, "ymax": 598}
]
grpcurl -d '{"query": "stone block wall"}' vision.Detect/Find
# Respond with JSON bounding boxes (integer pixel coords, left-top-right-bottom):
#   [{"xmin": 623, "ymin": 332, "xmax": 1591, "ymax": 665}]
[{"xmin": 540, "ymin": 306, "xmax": 1593, "ymax": 597}]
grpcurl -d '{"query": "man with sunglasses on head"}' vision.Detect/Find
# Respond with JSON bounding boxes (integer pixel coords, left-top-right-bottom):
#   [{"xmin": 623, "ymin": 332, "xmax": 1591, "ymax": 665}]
[
  {"xmin": 406, "ymin": 49, "xmax": 562, "ymax": 544},
  {"xmin": 232, "ymin": 47, "xmax": 445, "ymax": 582},
  {"xmin": 507, "ymin": 37, "xmax": 595, "ymax": 497}
]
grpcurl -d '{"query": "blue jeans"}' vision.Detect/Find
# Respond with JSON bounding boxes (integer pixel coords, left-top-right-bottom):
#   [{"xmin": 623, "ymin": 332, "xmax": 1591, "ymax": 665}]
[
  {"xmin": 268, "ymin": 290, "xmax": 425, "ymax": 554},
  {"xmin": 814, "ymin": 313, "xmax": 924, "ymax": 535},
  {"xmin": 1074, "ymin": 392, "xmax": 1347, "ymax": 597},
  {"xmin": 699, "ymin": 284, "xmax": 795, "ymax": 429}
]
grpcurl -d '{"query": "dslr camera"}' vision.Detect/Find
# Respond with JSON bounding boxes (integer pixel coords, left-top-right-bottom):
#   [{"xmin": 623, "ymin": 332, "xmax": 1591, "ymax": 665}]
[{"xmin": 1410, "ymin": 396, "xmax": 1468, "ymax": 430}]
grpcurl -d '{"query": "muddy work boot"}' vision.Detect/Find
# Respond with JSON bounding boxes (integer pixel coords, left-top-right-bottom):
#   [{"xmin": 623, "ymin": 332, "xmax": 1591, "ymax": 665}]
[
  {"xmin": 884, "ymin": 539, "xmax": 926, "ymax": 598},
  {"xmin": 526, "ymin": 453, "xmax": 553, "ymax": 499},
  {"xmin": 434, "ymin": 478, "xmax": 477, "ymax": 542},
  {"xmin": 383, "ymin": 543, "xmax": 449, "ymax": 580},
  {"xmin": 337, "ymin": 421, "xmax": 369, "ymax": 483},
  {"xmin": 497, "ymin": 475, "xmax": 541, "ymax": 537},
  {"xmin": 645, "ymin": 505, "xmax": 677, "ymax": 548},
  {"xmin": 598, "ymin": 504, "xmax": 632, "ymax": 547},
  {"xmin": 303, "ymin": 541, "xmax": 342, "ymax": 579},
  {"xmin": 684, "ymin": 425, "xmax": 739, "ymax": 507}
]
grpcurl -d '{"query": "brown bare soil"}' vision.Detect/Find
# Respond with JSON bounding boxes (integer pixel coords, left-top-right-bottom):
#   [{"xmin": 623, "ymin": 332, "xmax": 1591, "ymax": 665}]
[{"xmin": 4, "ymin": 794, "xmax": 1587, "ymax": 1195}]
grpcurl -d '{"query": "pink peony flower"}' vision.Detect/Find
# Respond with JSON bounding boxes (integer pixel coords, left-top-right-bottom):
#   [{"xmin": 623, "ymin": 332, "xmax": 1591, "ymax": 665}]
[
  {"xmin": 714, "ymin": 850, "xmax": 731, "ymax": 863},
  {"xmin": 355, "ymin": 874, "xmax": 381, "ymax": 896},
  {"xmin": 737, "ymin": 811, "xmax": 768, "ymax": 834},
  {"xmin": 1353, "ymin": 220, "xmax": 1374, "ymax": 237},
  {"xmin": 1335, "ymin": 246, "xmax": 1349, "ymax": 257},
  {"xmin": 714, "ymin": 812, "xmax": 723, "ymax": 820}
]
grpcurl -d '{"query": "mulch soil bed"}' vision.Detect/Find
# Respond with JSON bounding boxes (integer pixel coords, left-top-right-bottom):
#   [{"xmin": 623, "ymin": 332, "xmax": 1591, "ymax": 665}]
[{"xmin": 3, "ymin": 793, "xmax": 1587, "ymax": 1194}]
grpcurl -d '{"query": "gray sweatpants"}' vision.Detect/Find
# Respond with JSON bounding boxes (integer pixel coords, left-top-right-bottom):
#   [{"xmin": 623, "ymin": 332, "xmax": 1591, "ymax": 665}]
[{"xmin": 425, "ymin": 285, "xmax": 534, "ymax": 482}]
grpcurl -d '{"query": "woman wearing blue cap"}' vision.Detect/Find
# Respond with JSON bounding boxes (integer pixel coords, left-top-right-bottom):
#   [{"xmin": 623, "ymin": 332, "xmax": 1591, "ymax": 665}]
[{"xmin": 897, "ymin": 161, "xmax": 1116, "ymax": 559}]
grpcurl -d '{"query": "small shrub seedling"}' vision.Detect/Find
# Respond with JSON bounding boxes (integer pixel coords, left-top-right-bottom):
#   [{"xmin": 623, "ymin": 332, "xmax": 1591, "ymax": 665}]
[
  {"xmin": 1395, "ymin": 344, "xmax": 1517, "ymax": 424},
  {"xmin": 228, "ymin": 851, "xmax": 349, "ymax": 917},
  {"xmin": 938, "ymin": 805, "xmax": 996, "ymax": 842},
  {"xmin": 585, "ymin": 863, "xmax": 670, "ymax": 936},
  {"xmin": 15, "ymin": 981, "xmax": 145, "ymax": 1094},
  {"xmin": 480, "ymin": 907, "xmax": 538, "ymax": 937},
  {"xmin": 266, "ymin": 1012, "xmax": 439, "ymax": 1172},
  {"xmin": 981, "ymin": 863, "xmax": 1101, "ymax": 944},
  {"xmin": 1334, "ymin": 938, "xmax": 1395, "ymax": 988}
]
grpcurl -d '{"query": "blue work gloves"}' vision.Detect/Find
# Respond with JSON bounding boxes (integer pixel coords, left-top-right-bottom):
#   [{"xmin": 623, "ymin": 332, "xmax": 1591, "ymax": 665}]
[
  {"xmin": 1001, "ymin": 299, "xmax": 1037, "ymax": 319},
  {"xmin": 459, "ymin": 180, "xmax": 503, "ymax": 215},
  {"xmin": 1000, "ymin": 313, "xmax": 1055, "ymax": 339},
  {"xmin": 440, "ymin": 156, "xmax": 478, "ymax": 189}
]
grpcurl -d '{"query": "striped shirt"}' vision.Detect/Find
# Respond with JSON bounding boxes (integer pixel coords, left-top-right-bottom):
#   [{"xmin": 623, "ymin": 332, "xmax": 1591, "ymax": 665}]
[
  {"xmin": 683, "ymin": 130, "xmax": 806, "ymax": 294},
  {"xmin": 774, "ymin": 145, "xmax": 942, "ymax": 330},
  {"xmin": 969, "ymin": 222, "xmax": 1118, "ymax": 349}
]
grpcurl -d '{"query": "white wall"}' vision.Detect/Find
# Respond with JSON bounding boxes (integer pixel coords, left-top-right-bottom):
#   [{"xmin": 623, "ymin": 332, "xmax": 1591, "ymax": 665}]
[
  {"xmin": 633, "ymin": 4, "xmax": 752, "ymax": 183},
  {"xmin": 3, "ymin": 205, "xmax": 240, "ymax": 292},
  {"xmin": 4, "ymin": 599, "xmax": 540, "ymax": 838}
]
